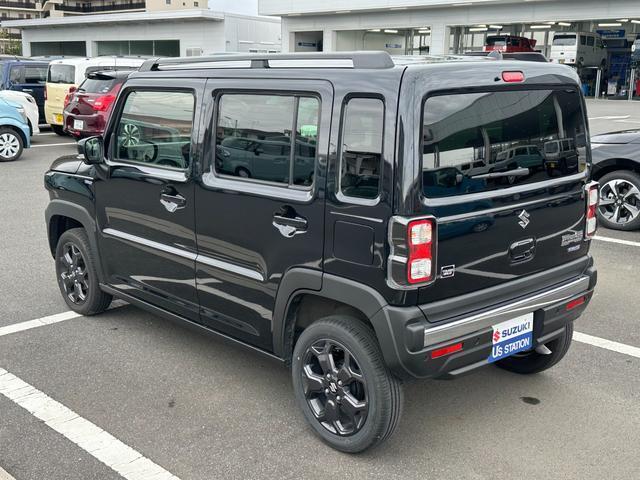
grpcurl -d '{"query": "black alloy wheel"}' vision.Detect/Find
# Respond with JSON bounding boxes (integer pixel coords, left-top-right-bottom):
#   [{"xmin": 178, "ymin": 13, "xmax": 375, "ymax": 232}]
[
  {"xmin": 301, "ymin": 339, "xmax": 368, "ymax": 436},
  {"xmin": 292, "ymin": 316, "xmax": 403, "ymax": 453},
  {"xmin": 58, "ymin": 241, "xmax": 89, "ymax": 304},
  {"xmin": 54, "ymin": 228, "xmax": 112, "ymax": 315}
]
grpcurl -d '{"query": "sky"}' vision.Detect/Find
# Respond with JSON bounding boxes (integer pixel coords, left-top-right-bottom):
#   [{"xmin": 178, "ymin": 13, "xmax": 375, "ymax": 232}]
[{"xmin": 208, "ymin": 0, "xmax": 259, "ymax": 15}]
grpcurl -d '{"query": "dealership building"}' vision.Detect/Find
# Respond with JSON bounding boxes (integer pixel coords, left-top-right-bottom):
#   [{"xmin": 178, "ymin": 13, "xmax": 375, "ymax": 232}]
[
  {"xmin": 4, "ymin": 9, "xmax": 281, "ymax": 57},
  {"xmin": 259, "ymin": 0, "xmax": 640, "ymax": 96}
]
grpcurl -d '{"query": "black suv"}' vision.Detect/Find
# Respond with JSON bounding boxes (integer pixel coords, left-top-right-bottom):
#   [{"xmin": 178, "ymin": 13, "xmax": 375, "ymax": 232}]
[{"xmin": 45, "ymin": 52, "xmax": 598, "ymax": 453}]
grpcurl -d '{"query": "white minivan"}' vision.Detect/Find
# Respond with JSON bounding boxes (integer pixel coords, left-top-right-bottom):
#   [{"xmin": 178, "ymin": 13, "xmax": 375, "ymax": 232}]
[
  {"xmin": 549, "ymin": 32, "xmax": 607, "ymax": 68},
  {"xmin": 45, "ymin": 56, "xmax": 145, "ymax": 135}
]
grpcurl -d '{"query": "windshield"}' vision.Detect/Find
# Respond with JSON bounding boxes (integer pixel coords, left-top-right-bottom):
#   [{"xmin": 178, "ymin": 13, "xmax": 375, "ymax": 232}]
[
  {"xmin": 553, "ymin": 35, "xmax": 577, "ymax": 46},
  {"xmin": 47, "ymin": 64, "xmax": 75, "ymax": 84},
  {"xmin": 422, "ymin": 89, "xmax": 588, "ymax": 198}
]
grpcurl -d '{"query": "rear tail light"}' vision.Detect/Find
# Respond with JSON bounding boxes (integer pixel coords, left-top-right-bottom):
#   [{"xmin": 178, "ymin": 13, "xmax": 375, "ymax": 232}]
[
  {"xmin": 63, "ymin": 85, "xmax": 77, "ymax": 109},
  {"xmin": 387, "ymin": 216, "xmax": 437, "ymax": 289},
  {"xmin": 585, "ymin": 182, "xmax": 599, "ymax": 239},
  {"xmin": 44, "ymin": 84, "xmax": 47, "ymax": 101},
  {"xmin": 93, "ymin": 83, "xmax": 122, "ymax": 112},
  {"xmin": 93, "ymin": 94, "xmax": 116, "ymax": 111}
]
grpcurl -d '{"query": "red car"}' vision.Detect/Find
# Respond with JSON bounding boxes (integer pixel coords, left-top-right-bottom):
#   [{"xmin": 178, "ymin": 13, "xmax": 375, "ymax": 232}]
[
  {"xmin": 63, "ymin": 70, "xmax": 133, "ymax": 138},
  {"xmin": 484, "ymin": 35, "xmax": 537, "ymax": 53}
]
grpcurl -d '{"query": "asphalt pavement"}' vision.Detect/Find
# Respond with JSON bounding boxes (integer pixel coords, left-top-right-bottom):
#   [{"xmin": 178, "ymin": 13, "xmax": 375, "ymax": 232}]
[{"xmin": 1, "ymin": 102, "xmax": 639, "ymax": 480}]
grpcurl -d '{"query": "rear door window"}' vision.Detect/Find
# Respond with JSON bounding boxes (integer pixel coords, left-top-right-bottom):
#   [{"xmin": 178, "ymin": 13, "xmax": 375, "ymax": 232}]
[
  {"xmin": 587, "ymin": 36, "xmax": 595, "ymax": 47},
  {"xmin": 215, "ymin": 93, "xmax": 320, "ymax": 187},
  {"xmin": 422, "ymin": 89, "xmax": 587, "ymax": 198},
  {"xmin": 48, "ymin": 64, "xmax": 76, "ymax": 84}
]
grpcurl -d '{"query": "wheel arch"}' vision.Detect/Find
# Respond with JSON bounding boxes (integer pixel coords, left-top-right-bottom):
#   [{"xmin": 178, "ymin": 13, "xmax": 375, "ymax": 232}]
[
  {"xmin": 0, "ymin": 123, "xmax": 28, "ymax": 149},
  {"xmin": 592, "ymin": 158, "xmax": 640, "ymax": 180},
  {"xmin": 273, "ymin": 269, "xmax": 390, "ymax": 361},
  {"xmin": 46, "ymin": 199, "xmax": 105, "ymax": 282}
]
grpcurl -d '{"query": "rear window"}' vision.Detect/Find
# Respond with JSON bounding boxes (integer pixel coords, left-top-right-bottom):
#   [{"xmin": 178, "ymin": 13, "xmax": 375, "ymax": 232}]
[
  {"xmin": 48, "ymin": 64, "xmax": 75, "ymax": 84},
  {"xmin": 486, "ymin": 37, "xmax": 506, "ymax": 46},
  {"xmin": 553, "ymin": 35, "xmax": 577, "ymax": 46},
  {"xmin": 24, "ymin": 65, "xmax": 46, "ymax": 84},
  {"xmin": 78, "ymin": 77, "xmax": 117, "ymax": 94},
  {"xmin": 422, "ymin": 89, "xmax": 588, "ymax": 198}
]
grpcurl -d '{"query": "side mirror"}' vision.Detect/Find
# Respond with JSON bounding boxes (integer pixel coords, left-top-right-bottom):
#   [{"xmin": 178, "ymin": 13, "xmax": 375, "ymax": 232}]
[{"xmin": 78, "ymin": 136, "xmax": 104, "ymax": 165}]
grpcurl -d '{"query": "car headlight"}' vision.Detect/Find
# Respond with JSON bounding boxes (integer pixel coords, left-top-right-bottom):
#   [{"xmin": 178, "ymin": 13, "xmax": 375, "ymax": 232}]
[{"xmin": 15, "ymin": 106, "xmax": 28, "ymax": 123}]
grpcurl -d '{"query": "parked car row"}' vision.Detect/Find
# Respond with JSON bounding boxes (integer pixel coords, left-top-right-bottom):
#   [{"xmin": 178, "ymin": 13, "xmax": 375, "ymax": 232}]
[{"xmin": 0, "ymin": 55, "xmax": 145, "ymax": 161}]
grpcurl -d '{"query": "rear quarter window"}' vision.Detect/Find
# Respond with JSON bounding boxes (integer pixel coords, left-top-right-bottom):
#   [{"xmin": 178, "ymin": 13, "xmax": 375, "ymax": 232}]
[{"xmin": 422, "ymin": 89, "xmax": 588, "ymax": 198}]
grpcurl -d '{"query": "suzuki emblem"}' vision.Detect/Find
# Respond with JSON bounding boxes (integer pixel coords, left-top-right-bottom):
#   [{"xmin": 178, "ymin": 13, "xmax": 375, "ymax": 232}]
[{"xmin": 518, "ymin": 210, "xmax": 531, "ymax": 229}]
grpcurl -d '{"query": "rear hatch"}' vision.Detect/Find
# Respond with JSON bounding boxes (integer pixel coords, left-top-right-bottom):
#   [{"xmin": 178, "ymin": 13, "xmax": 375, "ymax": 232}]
[
  {"xmin": 416, "ymin": 84, "xmax": 590, "ymax": 306},
  {"xmin": 46, "ymin": 63, "xmax": 76, "ymax": 122},
  {"xmin": 68, "ymin": 74, "xmax": 119, "ymax": 116}
]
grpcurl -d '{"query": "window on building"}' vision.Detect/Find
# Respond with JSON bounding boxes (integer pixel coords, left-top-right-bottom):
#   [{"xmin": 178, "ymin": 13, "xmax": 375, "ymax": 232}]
[
  {"xmin": 215, "ymin": 94, "xmax": 320, "ymax": 187},
  {"xmin": 115, "ymin": 90, "xmax": 195, "ymax": 169},
  {"xmin": 339, "ymin": 98, "xmax": 384, "ymax": 200},
  {"xmin": 96, "ymin": 40, "xmax": 179, "ymax": 57}
]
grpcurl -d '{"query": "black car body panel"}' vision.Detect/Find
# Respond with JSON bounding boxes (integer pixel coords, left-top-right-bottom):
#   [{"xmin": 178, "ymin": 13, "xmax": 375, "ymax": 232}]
[{"xmin": 45, "ymin": 53, "xmax": 597, "ymax": 380}]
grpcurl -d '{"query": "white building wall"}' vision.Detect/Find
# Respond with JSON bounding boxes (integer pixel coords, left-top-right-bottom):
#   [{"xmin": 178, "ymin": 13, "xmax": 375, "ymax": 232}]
[
  {"xmin": 223, "ymin": 14, "xmax": 281, "ymax": 53},
  {"xmin": 265, "ymin": 0, "xmax": 640, "ymax": 55},
  {"xmin": 20, "ymin": 19, "xmax": 227, "ymax": 57},
  {"xmin": 18, "ymin": 14, "xmax": 281, "ymax": 57}
]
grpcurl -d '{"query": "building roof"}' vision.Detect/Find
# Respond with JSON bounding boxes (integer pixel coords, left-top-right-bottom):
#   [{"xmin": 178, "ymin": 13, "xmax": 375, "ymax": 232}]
[{"xmin": 2, "ymin": 9, "xmax": 279, "ymax": 29}]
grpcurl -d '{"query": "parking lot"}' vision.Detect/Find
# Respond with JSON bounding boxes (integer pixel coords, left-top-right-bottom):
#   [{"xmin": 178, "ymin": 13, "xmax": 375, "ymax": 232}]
[{"xmin": 1, "ymin": 99, "xmax": 639, "ymax": 480}]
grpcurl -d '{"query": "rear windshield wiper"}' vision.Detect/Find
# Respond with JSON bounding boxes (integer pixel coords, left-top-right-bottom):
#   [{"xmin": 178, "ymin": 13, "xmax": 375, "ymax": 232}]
[{"xmin": 471, "ymin": 168, "xmax": 530, "ymax": 180}]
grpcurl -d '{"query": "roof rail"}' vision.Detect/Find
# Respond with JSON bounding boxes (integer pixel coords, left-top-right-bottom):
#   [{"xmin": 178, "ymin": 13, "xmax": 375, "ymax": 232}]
[{"xmin": 139, "ymin": 51, "xmax": 395, "ymax": 72}]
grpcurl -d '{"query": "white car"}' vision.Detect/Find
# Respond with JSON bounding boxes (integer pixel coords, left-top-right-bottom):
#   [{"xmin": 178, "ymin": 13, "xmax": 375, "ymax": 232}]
[
  {"xmin": 549, "ymin": 32, "xmax": 607, "ymax": 68},
  {"xmin": 0, "ymin": 90, "xmax": 40, "ymax": 135}
]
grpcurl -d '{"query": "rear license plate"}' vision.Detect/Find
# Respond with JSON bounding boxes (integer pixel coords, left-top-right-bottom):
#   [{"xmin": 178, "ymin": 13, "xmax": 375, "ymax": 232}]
[
  {"xmin": 54, "ymin": 114, "xmax": 63, "ymax": 124},
  {"xmin": 73, "ymin": 119, "xmax": 84, "ymax": 130},
  {"xmin": 488, "ymin": 313, "xmax": 534, "ymax": 363},
  {"xmin": 559, "ymin": 59, "xmax": 565, "ymax": 64}
]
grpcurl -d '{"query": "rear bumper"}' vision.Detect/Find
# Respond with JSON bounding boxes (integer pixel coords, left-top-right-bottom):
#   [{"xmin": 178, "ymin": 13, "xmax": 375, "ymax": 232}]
[
  {"xmin": 45, "ymin": 103, "xmax": 63, "ymax": 126},
  {"xmin": 374, "ymin": 261, "xmax": 597, "ymax": 379},
  {"xmin": 63, "ymin": 111, "xmax": 105, "ymax": 138}
]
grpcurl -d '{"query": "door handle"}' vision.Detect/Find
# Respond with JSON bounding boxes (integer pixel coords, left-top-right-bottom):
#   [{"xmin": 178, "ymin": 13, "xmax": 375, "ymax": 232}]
[
  {"xmin": 272, "ymin": 213, "xmax": 308, "ymax": 238},
  {"xmin": 160, "ymin": 192, "xmax": 186, "ymax": 213}
]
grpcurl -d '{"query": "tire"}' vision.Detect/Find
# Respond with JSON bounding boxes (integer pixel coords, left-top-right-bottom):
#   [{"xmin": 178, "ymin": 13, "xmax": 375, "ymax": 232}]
[
  {"xmin": 597, "ymin": 170, "xmax": 640, "ymax": 231},
  {"xmin": 55, "ymin": 228, "xmax": 112, "ymax": 315},
  {"xmin": 291, "ymin": 316, "xmax": 403, "ymax": 453},
  {"xmin": 52, "ymin": 125, "xmax": 66, "ymax": 136},
  {"xmin": 495, "ymin": 322, "xmax": 573, "ymax": 375},
  {"xmin": 235, "ymin": 167, "xmax": 251, "ymax": 178},
  {"xmin": 0, "ymin": 127, "xmax": 24, "ymax": 162}
]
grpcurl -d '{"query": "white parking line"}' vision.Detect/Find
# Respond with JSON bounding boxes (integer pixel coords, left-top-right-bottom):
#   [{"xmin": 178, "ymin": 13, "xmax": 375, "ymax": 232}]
[
  {"xmin": 30, "ymin": 143, "xmax": 76, "ymax": 148},
  {"xmin": 0, "ymin": 466, "xmax": 16, "ymax": 480},
  {"xmin": 574, "ymin": 332, "xmax": 640, "ymax": 359},
  {"xmin": 0, "ymin": 368, "xmax": 180, "ymax": 480},
  {"xmin": 593, "ymin": 235, "xmax": 640, "ymax": 248},
  {"xmin": 0, "ymin": 302, "xmax": 126, "ymax": 338},
  {"xmin": 588, "ymin": 115, "xmax": 630, "ymax": 120},
  {"xmin": 0, "ymin": 311, "xmax": 81, "ymax": 338}
]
